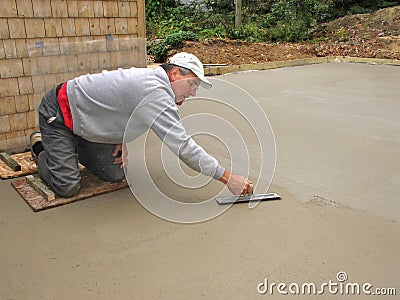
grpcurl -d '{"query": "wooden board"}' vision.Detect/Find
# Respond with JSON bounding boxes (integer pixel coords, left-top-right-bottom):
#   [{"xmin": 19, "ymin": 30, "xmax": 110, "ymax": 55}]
[
  {"xmin": 26, "ymin": 175, "xmax": 56, "ymax": 201},
  {"xmin": 0, "ymin": 152, "xmax": 37, "ymax": 179},
  {"xmin": 0, "ymin": 152, "xmax": 21, "ymax": 171},
  {"xmin": 11, "ymin": 170, "xmax": 128, "ymax": 212}
]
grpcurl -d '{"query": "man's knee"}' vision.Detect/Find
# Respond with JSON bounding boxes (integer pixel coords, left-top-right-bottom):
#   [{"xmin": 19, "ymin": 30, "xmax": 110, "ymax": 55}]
[
  {"xmin": 91, "ymin": 165, "xmax": 125, "ymax": 182},
  {"xmin": 54, "ymin": 181, "xmax": 81, "ymax": 198},
  {"xmin": 109, "ymin": 172, "xmax": 125, "ymax": 182},
  {"xmin": 37, "ymin": 152, "xmax": 81, "ymax": 197},
  {"xmin": 97, "ymin": 166, "xmax": 125, "ymax": 182}
]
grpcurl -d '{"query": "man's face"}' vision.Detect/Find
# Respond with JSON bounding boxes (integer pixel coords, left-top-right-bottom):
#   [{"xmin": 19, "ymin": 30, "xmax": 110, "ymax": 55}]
[{"xmin": 168, "ymin": 67, "xmax": 201, "ymax": 106}]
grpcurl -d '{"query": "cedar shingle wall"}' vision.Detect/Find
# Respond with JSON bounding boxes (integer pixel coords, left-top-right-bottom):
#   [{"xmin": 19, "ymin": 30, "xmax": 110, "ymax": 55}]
[{"xmin": 0, "ymin": 0, "xmax": 146, "ymax": 152}]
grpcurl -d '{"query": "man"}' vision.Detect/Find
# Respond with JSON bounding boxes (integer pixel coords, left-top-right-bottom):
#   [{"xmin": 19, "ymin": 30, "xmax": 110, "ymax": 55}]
[{"xmin": 31, "ymin": 52, "xmax": 253, "ymax": 198}]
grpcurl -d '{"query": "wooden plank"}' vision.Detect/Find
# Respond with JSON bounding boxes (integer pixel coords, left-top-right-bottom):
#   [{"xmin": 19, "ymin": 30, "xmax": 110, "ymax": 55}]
[
  {"xmin": 12, "ymin": 170, "xmax": 128, "ymax": 212},
  {"xmin": 26, "ymin": 175, "xmax": 55, "ymax": 201},
  {"xmin": 0, "ymin": 152, "xmax": 21, "ymax": 172},
  {"xmin": 0, "ymin": 151, "xmax": 37, "ymax": 180}
]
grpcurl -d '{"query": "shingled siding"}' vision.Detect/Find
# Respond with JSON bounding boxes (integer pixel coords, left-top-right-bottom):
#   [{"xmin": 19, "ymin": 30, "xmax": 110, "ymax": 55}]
[{"xmin": 0, "ymin": 0, "xmax": 146, "ymax": 152}]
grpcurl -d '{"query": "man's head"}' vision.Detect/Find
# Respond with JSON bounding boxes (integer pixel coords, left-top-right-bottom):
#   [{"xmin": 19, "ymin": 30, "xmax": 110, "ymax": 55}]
[{"xmin": 162, "ymin": 52, "xmax": 212, "ymax": 106}]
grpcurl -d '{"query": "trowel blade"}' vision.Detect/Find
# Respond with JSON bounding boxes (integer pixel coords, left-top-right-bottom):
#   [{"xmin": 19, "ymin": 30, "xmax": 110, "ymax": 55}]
[{"xmin": 216, "ymin": 193, "xmax": 281, "ymax": 205}]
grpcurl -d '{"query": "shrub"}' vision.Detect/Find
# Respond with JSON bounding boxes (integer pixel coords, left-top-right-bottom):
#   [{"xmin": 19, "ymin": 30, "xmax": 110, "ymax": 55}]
[
  {"xmin": 228, "ymin": 23, "xmax": 265, "ymax": 42},
  {"xmin": 266, "ymin": 0, "xmax": 329, "ymax": 41},
  {"xmin": 149, "ymin": 31, "xmax": 199, "ymax": 62}
]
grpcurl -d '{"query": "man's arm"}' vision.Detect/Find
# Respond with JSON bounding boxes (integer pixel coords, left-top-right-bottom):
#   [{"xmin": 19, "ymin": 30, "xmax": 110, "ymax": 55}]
[{"xmin": 135, "ymin": 91, "xmax": 253, "ymax": 195}]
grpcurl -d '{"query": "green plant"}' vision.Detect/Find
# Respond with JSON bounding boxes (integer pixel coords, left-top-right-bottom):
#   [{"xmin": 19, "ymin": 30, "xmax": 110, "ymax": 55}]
[
  {"xmin": 145, "ymin": 0, "xmax": 400, "ymax": 44},
  {"xmin": 198, "ymin": 26, "xmax": 227, "ymax": 39},
  {"xmin": 229, "ymin": 22, "xmax": 268, "ymax": 42},
  {"xmin": 146, "ymin": 0, "xmax": 178, "ymax": 23},
  {"xmin": 149, "ymin": 31, "xmax": 199, "ymax": 62},
  {"xmin": 334, "ymin": 28, "xmax": 348, "ymax": 41},
  {"xmin": 266, "ymin": 0, "xmax": 329, "ymax": 41}
]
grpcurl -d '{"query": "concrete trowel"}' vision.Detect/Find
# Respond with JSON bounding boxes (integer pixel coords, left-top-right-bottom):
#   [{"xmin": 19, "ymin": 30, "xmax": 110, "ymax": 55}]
[{"xmin": 216, "ymin": 193, "xmax": 281, "ymax": 205}]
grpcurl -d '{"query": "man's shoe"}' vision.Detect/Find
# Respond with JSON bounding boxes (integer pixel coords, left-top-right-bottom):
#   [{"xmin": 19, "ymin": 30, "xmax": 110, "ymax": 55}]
[{"xmin": 30, "ymin": 132, "xmax": 43, "ymax": 163}]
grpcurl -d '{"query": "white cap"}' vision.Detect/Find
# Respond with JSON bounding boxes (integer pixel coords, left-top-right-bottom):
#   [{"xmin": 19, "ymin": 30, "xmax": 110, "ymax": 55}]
[{"xmin": 168, "ymin": 52, "xmax": 212, "ymax": 89}]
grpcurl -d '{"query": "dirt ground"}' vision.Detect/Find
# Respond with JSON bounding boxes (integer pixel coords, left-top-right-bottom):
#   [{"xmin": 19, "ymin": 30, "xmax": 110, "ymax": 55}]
[{"xmin": 164, "ymin": 6, "xmax": 400, "ymax": 65}]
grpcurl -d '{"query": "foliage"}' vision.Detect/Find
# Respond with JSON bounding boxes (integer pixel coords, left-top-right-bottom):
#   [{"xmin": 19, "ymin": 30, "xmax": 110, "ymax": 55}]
[
  {"xmin": 149, "ymin": 31, "xmax": 199, "ymax": 62},
  {"xmin": 146, "ymin": 0, "xmax": 178, "ymax": 21},
  {"xmin": 327, "ymin": 0, "xmax": 400, "ymax": 19},
  {"xmin": 265, "ymin": 0, "xmax": 329, "ymax": 41},
  {"xmin": 229, "ymin": 22, "xmax": 268, "ymax": 42},
  {"xmin": 145, "ymin": 0, "xmax": 400, "ymax": 43},
  {"xmin": 146, "ymin": 5, "xmax": 198, "ymax": 38}
]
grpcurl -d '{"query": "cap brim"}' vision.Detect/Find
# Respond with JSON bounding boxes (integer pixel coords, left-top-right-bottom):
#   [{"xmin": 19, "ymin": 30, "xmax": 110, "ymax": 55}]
[
  {"xmin": 199, "ymin": 77, "xmax": 212, "ymax": 89},
  {"xmin": 170, "ymin": 60, "xmax": 213, "ymax": 89},
  {"xmin": 191, "ymin": 69, "xmax": 212, "ymax": 89}
]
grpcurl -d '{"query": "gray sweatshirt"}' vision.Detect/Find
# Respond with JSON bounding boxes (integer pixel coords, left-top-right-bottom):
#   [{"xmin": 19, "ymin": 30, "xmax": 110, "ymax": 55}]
[{"xmin": 66, "ymin": 66, "xmax": 224, "ymax": 180}]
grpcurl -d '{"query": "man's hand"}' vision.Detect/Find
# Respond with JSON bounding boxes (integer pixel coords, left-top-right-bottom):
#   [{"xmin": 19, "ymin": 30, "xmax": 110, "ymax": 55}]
[
  {"xmin": 112, "ymin": 143, "xmax": 128, "ymax": 168},
  {"xmin": 219, "ymin": 170, "xmax": 253, "ymax": 195}
]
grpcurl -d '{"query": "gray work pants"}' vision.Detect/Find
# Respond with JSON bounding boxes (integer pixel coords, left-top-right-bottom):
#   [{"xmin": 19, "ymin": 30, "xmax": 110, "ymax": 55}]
[{"xmin": 37, "ymin": 87, "xmax": 124, "ymax": 197}]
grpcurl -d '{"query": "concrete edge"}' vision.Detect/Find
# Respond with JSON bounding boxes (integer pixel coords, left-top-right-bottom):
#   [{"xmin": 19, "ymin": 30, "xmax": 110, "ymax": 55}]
[{"xmin": 203, "ymin": 56, "xmax": 400, "ymax": 76}]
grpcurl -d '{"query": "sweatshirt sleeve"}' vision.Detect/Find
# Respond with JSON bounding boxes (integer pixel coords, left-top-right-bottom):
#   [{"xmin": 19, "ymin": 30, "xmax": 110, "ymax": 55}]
[{"xmin": 133, "ymin": 90, "xmax": 225, "ymax": 180}]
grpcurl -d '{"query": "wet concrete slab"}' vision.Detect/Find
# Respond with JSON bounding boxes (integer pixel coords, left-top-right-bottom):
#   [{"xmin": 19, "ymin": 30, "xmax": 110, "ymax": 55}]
[
  {"xmin": 222, "ymin": 62, "xmax": 400, "ymax": 221},
  {"xmin": 0, "ymin": 62, "xmax": 399, "ymax": 299}
]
